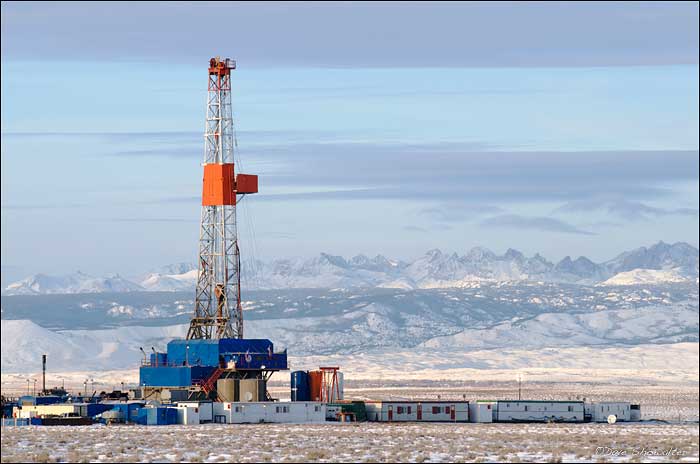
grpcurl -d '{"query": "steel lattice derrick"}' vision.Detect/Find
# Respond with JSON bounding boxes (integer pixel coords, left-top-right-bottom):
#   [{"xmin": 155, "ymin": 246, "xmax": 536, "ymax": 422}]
[{"xmin": 187, "ymin": 57, "xmax": 246, "ymax": 340}]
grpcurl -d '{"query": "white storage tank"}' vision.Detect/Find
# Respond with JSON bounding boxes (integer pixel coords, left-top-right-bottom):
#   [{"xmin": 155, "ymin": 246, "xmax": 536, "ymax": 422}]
[
  {"xmin": 217, "ymin": 379, "xmax": 236, "ymax": 402},
  {"xmin": 337, "ymin": 371, "xmax": 344, "ymax": 401}
]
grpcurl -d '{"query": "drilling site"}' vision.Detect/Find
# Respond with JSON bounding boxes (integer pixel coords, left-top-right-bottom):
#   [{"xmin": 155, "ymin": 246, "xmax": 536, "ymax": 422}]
[{"xmin": 0, "ymin": 56, "xmax": 654, "ymax": 429}]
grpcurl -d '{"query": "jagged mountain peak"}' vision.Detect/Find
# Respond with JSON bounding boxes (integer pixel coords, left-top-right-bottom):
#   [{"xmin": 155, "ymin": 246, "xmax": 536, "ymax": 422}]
[
  {"xmin": 504, "ymin": 248, "xmax": 525, "ymax": 261},
  {"xmin": 4, "ymin": 242, "xmax": 697, "ymax": 295}
]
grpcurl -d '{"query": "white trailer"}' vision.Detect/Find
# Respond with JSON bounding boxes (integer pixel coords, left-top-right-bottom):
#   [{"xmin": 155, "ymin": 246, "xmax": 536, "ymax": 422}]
[
  {"xmin": 630, "ymin": 404, "xmax": 641, "ymax": 421},
  {"xmin": 469, "ymin": 402, "xmax": 494, "ymax": 423},
  {"xmin": 212, "ymin": 402, "xmax": 326, "ymax": 424},
  {"xmin": 175, "ymin": 401, "xmax": 213, "ymax": 422},
  {"xmin": 14, "ymin": 404, "xmax": 78, "ymax": 417},
  {"xmin": 365, "ymin": 401, "xmax": 469, "ymax": 422},
  {"xmin": 586, "ymin": 402, "xmax": 631, "ymax": 422},
  {"xmin": 495, "ymin": 401, "xmax": 584, "ymax": 423},
  {"xmin": 176, "ymin": 405, "xmax": 200, "ymax": 425}
]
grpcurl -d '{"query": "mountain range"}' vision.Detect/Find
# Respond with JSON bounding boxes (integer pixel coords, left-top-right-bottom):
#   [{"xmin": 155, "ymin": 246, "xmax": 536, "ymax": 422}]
[
  {"xmin": 2, "ymin": 282, "xmax": 697, "ymax": 373},
  {"xmin": 3, "ymin": 241, "xmax": 697, "ymax": 296}
]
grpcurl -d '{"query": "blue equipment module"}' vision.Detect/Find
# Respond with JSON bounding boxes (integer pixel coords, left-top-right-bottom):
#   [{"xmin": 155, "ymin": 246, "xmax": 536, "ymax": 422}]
[{"xmin": 139, "ymin": 338, "xmax": 288, "ymax": 387}]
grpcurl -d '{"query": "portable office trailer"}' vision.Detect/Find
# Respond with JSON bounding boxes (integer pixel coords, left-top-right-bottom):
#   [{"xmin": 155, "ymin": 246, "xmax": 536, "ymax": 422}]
[
  {"xmin": 176, "ymin": 401, "xmax": 213, "ymax": 422},
  {"xmin": 495, "ymin": 401, "xmax": 584, "ymax": 423},
  {"xmin": 586, "ymin": 402, "xmax": 631, "ymax": 422},
  {"xmin": 15, "ymin": 404, "xmax": 78, "ymax": 417},
  {"xmin": 630, "ymin": 404, "xmax": 641, "ymax": 421},
  {"xmin": 364, "ymin": 401, "xmax": 469, "ymax": 422},
  {"xmin": 176, "ymin": 405, "xmax": 201, "ymax": 424},
  {"xmin": 102, "ymin": 402, "xmax": 144, "ymax": 423},
  {"xmin": 212, "ymin": 401, "xmax": 326, "ymax": 424},
  {"xmin": 76, "ymin": 403, "xmax": 112, "ymax": 418},
  {"xmin": 139, "ymin": 407, "xmax": 178, "ymax": 425},
  {"xmin": 2, "ymin": 418, "xmax": 30, "ymax": 426},
  {"xmin": 14, "ymin": 408, "xmax": 38, "ymax": 419},
  {"xmin": 469, "ymin": 402, "xmax": 494, "ymax": 423}
]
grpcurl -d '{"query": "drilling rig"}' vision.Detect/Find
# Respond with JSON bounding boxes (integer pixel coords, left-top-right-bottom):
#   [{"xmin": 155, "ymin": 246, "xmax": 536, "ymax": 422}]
[
  {"xmin": 138, "ymin": 57, "xmax": 287, "ymax": 403},
  {"xmin": 187, "ymin": 57, "xmax": 258, "ymax": 341}
]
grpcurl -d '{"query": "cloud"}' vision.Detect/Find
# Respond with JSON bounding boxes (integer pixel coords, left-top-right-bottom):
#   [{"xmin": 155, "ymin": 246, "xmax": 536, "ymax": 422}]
[
  {"xmin": 480, "ymin": 215, "xmax": 596, "ymax": 236},
  {"xmin": 105, "ymin": 217, "xmax": 196, "ymax": 224},
  {"xmin": 5, "ymin": 131, "xmax": 697, "ymax": 211},
  {"xmin": 555, "ymin": 199, "xmax": 699, "ymax": 221},
  {"xmin": 2, "ymin": 3, "xmax": 697, "ymax": 67},
  {"xmin": 403, "ymin": 225, "xmax": 428, "ymax": 233},
  {"xmin": 419, "ymin": 204, "xmax": 504, "ymax": 223}
]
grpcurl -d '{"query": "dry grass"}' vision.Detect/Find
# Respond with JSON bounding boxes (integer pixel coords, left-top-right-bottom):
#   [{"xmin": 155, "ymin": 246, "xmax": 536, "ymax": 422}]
[{"xmin": 1, "ymin": 422, "xmax": 698, "ymax": 463}]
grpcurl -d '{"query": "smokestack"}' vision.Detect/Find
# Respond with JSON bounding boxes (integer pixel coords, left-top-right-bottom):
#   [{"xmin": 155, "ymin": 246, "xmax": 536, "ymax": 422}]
[{"xmin": 42, "ymin": 354, "xmax": 46, "ymax": 394}]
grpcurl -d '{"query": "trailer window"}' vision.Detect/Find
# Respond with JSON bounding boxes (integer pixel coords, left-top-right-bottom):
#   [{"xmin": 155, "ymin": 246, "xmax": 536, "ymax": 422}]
[
  {"xmin": 445, "ymin": 406, "xmax": 450, "ymax": 414},
  {"xmin": 432, "ymin": 406, "xmax": 440, "ymax": 414},
  {"xmin": 397, "ymin": 406, "xmax": 404, "ymax": 414},
  {"xmin": 568, "ymin": 406, "xmax": 573, "ymax": 412},
  {"xmin": 524, "ymin": 405, "xmax": 528, "ymax": 411}
]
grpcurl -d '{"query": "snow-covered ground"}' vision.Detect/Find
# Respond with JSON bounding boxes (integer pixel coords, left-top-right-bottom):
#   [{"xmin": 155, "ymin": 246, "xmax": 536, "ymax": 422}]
[
  {"xmin": 2, "ymin": 343, "xmax": 698, "ymax": 401},
  {"xmin": 600, "ymin": 269, "xmax": 688, "ymax": 286},
  {"xmin": 2, "ymin": 283, "xmax": 697, "ymax": 371},
  {"xmin": 1, "ymin": 423, "xmax": 698, "ymax": 463}
]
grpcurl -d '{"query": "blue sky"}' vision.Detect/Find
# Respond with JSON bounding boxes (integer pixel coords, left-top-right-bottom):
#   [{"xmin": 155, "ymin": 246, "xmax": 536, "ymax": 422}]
[{"xmin": 1, "ymin": 2, "xmax": 698, "ymax": 282}]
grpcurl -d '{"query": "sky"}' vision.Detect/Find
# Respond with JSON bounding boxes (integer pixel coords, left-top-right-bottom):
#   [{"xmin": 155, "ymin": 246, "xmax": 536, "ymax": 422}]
[{"xmin": 1, "ymin": 1, "xmax": 698, "ymax": 283}]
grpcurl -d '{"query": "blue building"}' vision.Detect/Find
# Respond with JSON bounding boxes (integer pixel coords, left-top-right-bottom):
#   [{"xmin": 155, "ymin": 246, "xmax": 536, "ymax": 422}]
[{"xmin": 139, "ymin": 338, "xmax": 288, "ymax": 401}]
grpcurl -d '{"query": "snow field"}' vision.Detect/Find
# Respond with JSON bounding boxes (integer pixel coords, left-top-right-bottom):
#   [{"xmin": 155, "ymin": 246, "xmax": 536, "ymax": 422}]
[{"xmin": 1, "ymin": 423, "xmax": 698, "ymax": 463}]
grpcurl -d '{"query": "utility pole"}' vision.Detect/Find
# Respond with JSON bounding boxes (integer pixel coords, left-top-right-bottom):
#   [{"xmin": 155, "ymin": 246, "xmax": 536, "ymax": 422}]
[
  {"xmin": 517, "ymin": 373, "xmax": 523, "ymax": 401},
  {"xmin": 42, "ymin": 354, "xmax": 47, "ymax": 395}
]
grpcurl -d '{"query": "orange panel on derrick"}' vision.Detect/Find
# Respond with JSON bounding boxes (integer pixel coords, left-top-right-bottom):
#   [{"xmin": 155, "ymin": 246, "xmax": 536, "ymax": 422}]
[
  {"xmin": 236, "ymin": 174, "xmax": 258, "ymax": 194},
  {"xmin": 202, "ymin": 163, "xmax": 236, "ymax": 206},
  {"xmin": 201, "ymin": 163, "xmax": 258, "ymax": 206}
]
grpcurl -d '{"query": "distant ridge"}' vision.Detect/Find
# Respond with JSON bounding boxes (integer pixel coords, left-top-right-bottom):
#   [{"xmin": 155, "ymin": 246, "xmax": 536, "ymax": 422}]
[{"xmin": 3, "ymin": 241, "xmax": 697, "ymax": 295}]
